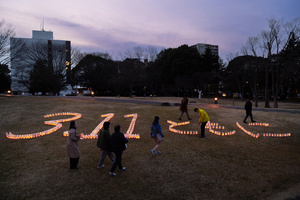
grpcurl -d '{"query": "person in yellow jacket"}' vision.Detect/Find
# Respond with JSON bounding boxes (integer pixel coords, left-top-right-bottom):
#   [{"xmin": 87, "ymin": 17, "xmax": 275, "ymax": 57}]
[{"xmin": 194, "ymin": 108, "xmax": 210, "ymax": 138}]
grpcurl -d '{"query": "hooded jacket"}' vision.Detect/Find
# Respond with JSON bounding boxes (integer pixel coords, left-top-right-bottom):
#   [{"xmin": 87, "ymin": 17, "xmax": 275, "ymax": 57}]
[{"xmin": 197, "ymin": 108, "xmax": 210, "ymax": 123}]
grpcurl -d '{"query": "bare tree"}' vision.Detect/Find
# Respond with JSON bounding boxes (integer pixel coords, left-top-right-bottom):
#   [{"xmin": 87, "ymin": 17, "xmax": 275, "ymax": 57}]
[
  {"xmin": 260, "ymin": 18, "xmax": 297, "ymax": 108},
  {"xmin": 120, "ymin": 46, "xmax": 153, "ymax": 62},
  {"xmin": 10, "ymin": 37, "xmax": 31, "ymax": 91},
  {"xmin": 240, "ymin": 45, "xmax": 249, "ymax": 56},
  {"xmin": 260, "ymin": 18, "xmax": 278, "ymax": 108},
  {"xmin": 1, "ymin": 20, "xmax": 27, "ymax": 91},
  {"xmin": 10, "ymin": 38, "xmax": 27, "ymax": 64},
  {"xmin": 226, "ymin": 52, "xmax": 239, "ymax": 63},
  {"xmin": 246, "ymin": 36, "xmax": 260, "ymax": 57},
  {"xmin": 235, "ymin": 17, "xmax": 300, "ymax": 107},
  {"xmin": 26, "ymin": 41, "xmax": 49, "ymax": 61},
  {"xmin": 123, "ymin": 48, "xmax": 134, "ymax": 59},
  {"xmin": 133, "ymin": 46, "xmax": 145, "ymax": 60},
  {"xmin": 71, "ymin": 46, "xmax": 84, "ymax": 69},
  {"xmin": 270, "ymin": 19, "xmax": 284, "ymax": 108},
  {"xmin": 240, "ymin": 36, "xmax": 261, "ymax": 106},
  {"xmin": 146, "ymin": 46, "xmax": 158, "ymax": 62},
  {"xmin": 283, "ymin": 17, "xmax": 300, "ymax": 40},
  {"xmin": 0, "ymin": 20, "xmax": 15, "ymax": 65}
]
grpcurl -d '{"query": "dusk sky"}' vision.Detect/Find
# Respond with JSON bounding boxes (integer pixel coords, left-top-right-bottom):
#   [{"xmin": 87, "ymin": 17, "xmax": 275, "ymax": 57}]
[{"xmin": 1, "ymin": 0, "xmax": 299, "ymax": 61}]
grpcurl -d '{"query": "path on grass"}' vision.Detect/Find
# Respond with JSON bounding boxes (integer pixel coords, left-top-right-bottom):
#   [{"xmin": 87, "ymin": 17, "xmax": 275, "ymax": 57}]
[{"xmin": 62, "ymin": 96, "xmax": 300, "ymax": 114}]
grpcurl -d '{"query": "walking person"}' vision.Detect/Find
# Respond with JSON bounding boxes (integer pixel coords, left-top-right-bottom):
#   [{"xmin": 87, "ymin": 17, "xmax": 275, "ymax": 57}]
[
  {"xmin": 109, "ymin": 125, "xmax": 128, "ymax": 176},
  {"xmin": 150, "ymin": 116, "xmax": 164, "ymax": 156},
  {"xmin": 67, "ymin": 121, "xmax": 80, "ymax": 169},
  {"xmin": 243, "ymin": 99, "xmax": 256, "ymax": 123},
  {"xmin": 179, "ymin": 94, "xmax": 192, "ymax": 120},
  {"xmin": 97, "ymin": 122, "xmax": 115, "ymax": 168},
  {"xmin": 194, "ymin": 108, "xmax": 210, "ymax": 138}
]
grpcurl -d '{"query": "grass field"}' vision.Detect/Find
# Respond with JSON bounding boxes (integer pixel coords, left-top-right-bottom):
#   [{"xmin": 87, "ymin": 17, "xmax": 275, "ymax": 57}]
[{"xmin": 0, "ymin": 95, "xmax": 299, "ymax": 200}]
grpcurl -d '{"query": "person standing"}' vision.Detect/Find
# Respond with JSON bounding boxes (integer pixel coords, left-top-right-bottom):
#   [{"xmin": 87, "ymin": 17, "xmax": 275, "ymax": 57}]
[
  {"xmin": 151, "ymin": 116, "xmax": 164, "ymax": 155},
  {"xmin": 97, "ymin": 122, "xmax": 115, "ymax": 168},
  {"xmin": 109, "ymin": 125, "xmax": 128, "ymax": 176},
  {"xmin": 194, "ymin": 108, "xmax": 210, "ymax": 138},
  {"xmin": 67, "ymin": 121, "xmax": 80, "ymax": 169},
  {"xmin": 243, "ymin": 99, "xmax": 256, "ymax": 123},
  {"xmin": 179, "ymin": 94, "xmax": 192, "ymax": 120}
]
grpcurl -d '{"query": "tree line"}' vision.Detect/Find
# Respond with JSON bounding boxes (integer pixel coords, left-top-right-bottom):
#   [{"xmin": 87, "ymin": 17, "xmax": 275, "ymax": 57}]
[
  {"xmin": 0, "ymin": 17, "xmax": 299, "ymax": 109},
  {"xmin": 225, "ymin": 17, "xmax": 300, "ymax": 108},
  {"xmin": 71, "ymin": 45, "xmax": 223, "ymax": 97}
]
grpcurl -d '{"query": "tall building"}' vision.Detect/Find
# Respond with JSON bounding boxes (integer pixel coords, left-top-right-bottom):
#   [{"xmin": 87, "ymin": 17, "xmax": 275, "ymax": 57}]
[
  {"xmin": 10, "ymin": 30, "xmax": 71, "ymax": 94},
  {"xmin": 191, "ymin": 43, "xmax": 219, "ymax": 56}
]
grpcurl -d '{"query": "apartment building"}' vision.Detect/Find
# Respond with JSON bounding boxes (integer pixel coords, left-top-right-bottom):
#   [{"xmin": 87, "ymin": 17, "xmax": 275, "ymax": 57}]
[{"xmin": 191, "ymin": 43, "xmax": 219, "ymax": 56}]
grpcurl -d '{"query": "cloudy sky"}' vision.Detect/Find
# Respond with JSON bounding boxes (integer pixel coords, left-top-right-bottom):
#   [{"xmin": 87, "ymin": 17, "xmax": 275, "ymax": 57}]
[{"xmin": 1, "ymin": 0, "xmax": 299, "ymax": 61}]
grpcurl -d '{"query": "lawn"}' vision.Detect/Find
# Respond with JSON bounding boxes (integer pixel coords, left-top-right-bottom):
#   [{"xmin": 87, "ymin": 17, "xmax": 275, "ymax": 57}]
[{"xmin": 0, "ymin": 96, "xmax": 299, "ymax": 200}]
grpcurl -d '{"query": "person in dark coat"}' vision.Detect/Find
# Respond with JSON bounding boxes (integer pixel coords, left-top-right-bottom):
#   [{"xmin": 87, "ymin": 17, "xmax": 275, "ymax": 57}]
[
  {"xmin": 243, "ymin": 99, "xmax": 256, "ymax": 123},
  {"xmin": 109, "ymin": 125, "xmax": 128, "ymax": 176},
  {"xmin": 179, "ymin": 94, "xmax": 192, "ymax": 120},
  {"xmin": 97, "ymin": 122, "xmax": 115, "ymax": 168}
]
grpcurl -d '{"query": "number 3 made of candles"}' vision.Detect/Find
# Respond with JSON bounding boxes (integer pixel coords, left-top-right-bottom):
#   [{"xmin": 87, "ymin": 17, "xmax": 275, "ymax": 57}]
[{"xmin": 6, "ymin": 113, "xmax": 140, "ymax": 140}]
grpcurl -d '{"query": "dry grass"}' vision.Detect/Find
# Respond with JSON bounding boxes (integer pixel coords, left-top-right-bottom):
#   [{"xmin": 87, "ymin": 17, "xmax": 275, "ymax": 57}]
[
  {"xmin": 0, "ymin": 96, "xmax": 299, "ymax": 200},
  {"xmin": 120, "ymin": 96, "xmax": 300, "ymax": 109}
]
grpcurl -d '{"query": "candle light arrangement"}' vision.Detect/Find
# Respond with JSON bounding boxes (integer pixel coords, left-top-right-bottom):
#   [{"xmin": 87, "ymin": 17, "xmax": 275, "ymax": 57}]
[
  {"xmin": 124, "ymin": 113, "xmax": 140, "ymax": 139},
  {"xmin": 236, "ymin": 122, "xmax": 291, "ymax": 138},
  {"xmin": 167, "ymin": 120, "xmax": 198, "ymax": 135},
  {"xmin": 236, "ymin": 122, "xmax": 259, "ymax": 138},
  {"xmin": 262, "ymin": 133, "xmax": 291, "ymax": 137},
  {"xmin": 206, "ymin": 121, "xmax": 236, "ymax": 136},
  {"xmin": 6, "ymin": 112, "xmax": 141, "ymax": 140},
  {"xmin": 63, "ymin": 113, "xmax": 140, "ymax": 139},
  {"xmin": 248, "ymin": 122, "xmax": 269, "ymax": 126},
  {"xmin": 63, "ymin": 113, "xmax": 115, "ymax": 139},
  {"xmin": 167, "ymin": 120, "xmax": 235, "ymax": 136},
  {"xmin": 6, "ymin": 112, "xmax": 82, "ymax": 140},
  {"xmin": 6, "ymin": 112, "xmax": 291, "ymax": 140}
]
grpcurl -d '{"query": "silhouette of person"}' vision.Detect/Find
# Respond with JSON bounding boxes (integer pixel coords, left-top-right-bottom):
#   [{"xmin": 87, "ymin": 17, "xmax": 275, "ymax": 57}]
[
  {"xmin": 97, "ymin": 121, "xmax": 115, "ymax": 168},
  {"xmin": 109, "ymin": 125, "xmax": 128, "ymax": 176},
  {"xmin": 243, "ymin": 99, "xmax": 256, "ymax": 123},
  {"xmin": 179, "ymin": 94, "xmax": 192, "ymax": 120}
]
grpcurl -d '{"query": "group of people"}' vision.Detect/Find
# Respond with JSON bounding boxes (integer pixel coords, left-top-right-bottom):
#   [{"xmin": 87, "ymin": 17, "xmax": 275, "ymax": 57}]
[
  {"xmin": 66, "ymin": 121, "xmax": 128, "ymax": 176},
  {"xmin": 67, "ymin": 95, "xmax": 255, "ymax": 174},
  {"xmin": 179, "ymin": 95, "xmax": 256, "ymax": 136}
]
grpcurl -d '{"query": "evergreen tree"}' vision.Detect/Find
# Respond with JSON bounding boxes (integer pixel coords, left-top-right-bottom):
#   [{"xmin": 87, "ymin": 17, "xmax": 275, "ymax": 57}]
[{"xmin": 0, "ymin": 64, "xmax": 11, "ymax": 93}]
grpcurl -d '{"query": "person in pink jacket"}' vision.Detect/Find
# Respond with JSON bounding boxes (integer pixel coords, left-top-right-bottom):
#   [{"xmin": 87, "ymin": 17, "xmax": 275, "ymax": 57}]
[
  {"xmin": 194, "ymin": 108, "xmax": 210, "ymax": 138},
  {"xmin": 67, "ymin": 121, "xmax": 80, "ymax": 169}
]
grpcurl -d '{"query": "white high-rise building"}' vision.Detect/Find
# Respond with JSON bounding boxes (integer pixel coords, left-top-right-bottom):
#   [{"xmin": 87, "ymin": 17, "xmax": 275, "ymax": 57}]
[
  {"xmin": 10, "ymin": 30, "xmax": 71, "ymax": 94},
  {"xmin": 191, "ymin": 43, "xmax": 219, "ymax": 56}
]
